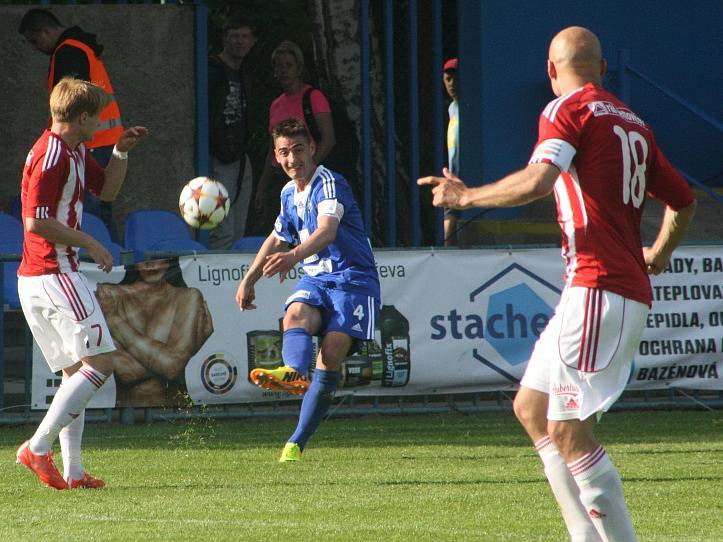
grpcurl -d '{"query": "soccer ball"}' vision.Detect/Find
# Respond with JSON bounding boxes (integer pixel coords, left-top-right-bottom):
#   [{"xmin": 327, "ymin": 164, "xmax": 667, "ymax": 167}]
[{"xmin": 178, "ymin": 176, "xmax": 230, "ymax": 229}]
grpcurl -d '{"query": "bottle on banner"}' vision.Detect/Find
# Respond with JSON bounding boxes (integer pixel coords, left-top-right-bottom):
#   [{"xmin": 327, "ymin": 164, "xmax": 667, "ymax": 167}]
[
  {"xmin": 361, "ymin": 327, "xmax": 383, "ymax": 381},
  {"xmin": 246, "ymin": 330, "xmax": 283, "ymax": 382},
  {"xmin": 340, "ymin": 355, "xmax": 373, "ymax": 388},
  {"xmin": 379, "ymin": 304, "xmax": 411, "ymax": 387}
]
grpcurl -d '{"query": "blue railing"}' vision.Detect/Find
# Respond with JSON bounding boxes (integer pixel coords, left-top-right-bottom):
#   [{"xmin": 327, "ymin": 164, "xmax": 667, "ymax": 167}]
[{"xmin": 617, "ymin": 49, "xmax": 723, "ymax": 206}]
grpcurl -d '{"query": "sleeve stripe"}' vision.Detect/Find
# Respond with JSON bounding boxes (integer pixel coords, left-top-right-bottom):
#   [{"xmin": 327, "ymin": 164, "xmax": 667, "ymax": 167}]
[
  {"xmin": 542, "ymin": 87, "xmax": 584, "ymax": 123},
  {"xmin": 319, "ymin": 167, "xmax": 336, "ymax": 199},
  {"xmin": 35, "ymin": 206, "xmax": 50, "ymax": 219},
  {"xmin": 42, "ymin": 137, "xmax": 61, "ymax": 172}
]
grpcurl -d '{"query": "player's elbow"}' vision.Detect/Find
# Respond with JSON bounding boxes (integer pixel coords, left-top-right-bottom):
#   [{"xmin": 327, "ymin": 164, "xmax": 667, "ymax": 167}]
[
  {"xmin": 681, "ymin": 198, "xmax": 697, "ymax": 217},
  {"xmin": 526, "ymin": 165, "xmax": 558, "ymax": 200},
  {"xmin": 25, "ymin": 217, "xmax": 54, "ymax": 236},
  {"xmin": 25, "ymin": 217, "xmax": 42, "ymax": 234}
]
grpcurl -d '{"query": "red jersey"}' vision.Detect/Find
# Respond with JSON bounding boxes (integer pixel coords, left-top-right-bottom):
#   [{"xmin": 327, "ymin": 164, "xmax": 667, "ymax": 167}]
[
  {"xmin": 19, "ymin": 130, "xmax": 105, "ymax": 276},
  {"xmin": 529, "ymin": 83, "xmax": 694, "ymax": 306}
]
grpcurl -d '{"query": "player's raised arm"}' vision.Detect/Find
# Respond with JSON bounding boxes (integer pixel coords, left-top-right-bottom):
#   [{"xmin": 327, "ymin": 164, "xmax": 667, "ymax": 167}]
[
  {"xmin": 100, "ymin": 126, "xmax": 148, "ymax": 201},
  {"xmin": 418, "ymin": 163, "xmax": 559, "ymax": 210}
]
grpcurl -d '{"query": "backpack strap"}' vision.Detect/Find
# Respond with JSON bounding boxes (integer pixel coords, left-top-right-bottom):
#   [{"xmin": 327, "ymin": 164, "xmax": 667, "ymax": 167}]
[{"xmin": 302, "ymin": 87, "xmax": 323, "ymax": 144}]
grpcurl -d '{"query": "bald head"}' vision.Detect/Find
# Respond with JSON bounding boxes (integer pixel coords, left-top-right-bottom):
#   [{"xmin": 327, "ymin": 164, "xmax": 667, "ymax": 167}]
[{"xmin": 547, "ymin": 26, "xmax": 606, "ymax": 95}]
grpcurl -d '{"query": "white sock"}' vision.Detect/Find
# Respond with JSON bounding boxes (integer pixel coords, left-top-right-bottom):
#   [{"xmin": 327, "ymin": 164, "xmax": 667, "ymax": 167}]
[
  {"xmin": 568, "ymin": 446, "xmax": 639, "ymax": 542},
  {"xmin": 29, "ymin": 366, "xmax": 106, "ymax": 455},
  {"xmin": 59, "ymin": 409, "xmax": 85, "ymax": 482},
  {"xmin": 535, "ymin": 436, "xmax": 602, "ymax": 542}
]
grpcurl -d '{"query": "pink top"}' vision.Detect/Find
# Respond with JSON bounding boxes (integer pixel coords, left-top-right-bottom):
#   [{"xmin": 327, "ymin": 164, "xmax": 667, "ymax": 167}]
[{"xmin": 268, "ymin": 84, "xmax": 331, "ymax": 143}]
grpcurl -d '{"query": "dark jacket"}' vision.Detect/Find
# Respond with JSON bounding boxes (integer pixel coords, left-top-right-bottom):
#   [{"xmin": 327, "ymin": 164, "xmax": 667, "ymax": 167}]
[
  {"xmin": 49, "ymin": 26, "xmax": 104, "ymax": 86},
  {"xmin": 208, "ymin": 54, "xmax": 249, "ymax": 163}
]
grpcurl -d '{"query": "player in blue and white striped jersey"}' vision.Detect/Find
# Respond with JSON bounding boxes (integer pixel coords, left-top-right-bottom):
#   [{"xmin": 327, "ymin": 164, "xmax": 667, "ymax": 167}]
[{"xmin": 236, "ymin": 119, "xmax": 380, "ymax": 462}]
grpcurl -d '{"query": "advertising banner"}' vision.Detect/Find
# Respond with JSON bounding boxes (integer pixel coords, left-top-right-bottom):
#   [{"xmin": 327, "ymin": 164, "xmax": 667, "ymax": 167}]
[{"xmin": 30, "ymin": 246, "xmax": 722, "ymax": 408}]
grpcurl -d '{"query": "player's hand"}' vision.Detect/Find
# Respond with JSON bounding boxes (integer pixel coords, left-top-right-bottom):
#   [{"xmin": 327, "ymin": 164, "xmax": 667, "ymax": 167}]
[
  {"xmin": 262, "ymin": 251, "xmax": 298, "ymax": 283},
  {"xmin": 236, "ymin": 279, "xmax": 257, "ymax": 311},
  {"xmin": 87, "ymin": 241, "xmax": 114, "ymax": 273},
  {"xmin": 643, "ymin": 246, "xmax": 669, "ymax": 275},
  {"xmin": 115, "ymin": 126, "xmax": 149, "ymax": 153},
  {"xmin": 417, "ymin": 167, "xmax": 469, "ymax": 209}
]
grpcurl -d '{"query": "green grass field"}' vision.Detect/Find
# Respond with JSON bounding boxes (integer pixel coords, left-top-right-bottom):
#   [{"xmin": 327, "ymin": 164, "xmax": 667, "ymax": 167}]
[{"xmin": 1, "ymin": 409, "xmax": 721, "ymax": 541}]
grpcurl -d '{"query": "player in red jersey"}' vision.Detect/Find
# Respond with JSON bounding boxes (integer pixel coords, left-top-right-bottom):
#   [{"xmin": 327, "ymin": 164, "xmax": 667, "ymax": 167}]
[
  {"xmin": 16, "ymin": 77, "xmax": 147, "ymax": 490},
  {"xmin": 419, "ymin": 27, "xmax": 696, "ymax": 541}
]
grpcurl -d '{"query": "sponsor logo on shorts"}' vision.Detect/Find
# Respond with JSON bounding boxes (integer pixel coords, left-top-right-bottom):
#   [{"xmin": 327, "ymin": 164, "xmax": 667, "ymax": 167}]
[
  {"xmin": 553, "ymin": 384, "xmax": 581, "ymax": 411},
  {"xmin": 285, "ymin": 290, "xmax": 311, "ymax": 305},
  {"xmin": 200, "ymin": 353, "xmax": 238, "ymax": 395}
]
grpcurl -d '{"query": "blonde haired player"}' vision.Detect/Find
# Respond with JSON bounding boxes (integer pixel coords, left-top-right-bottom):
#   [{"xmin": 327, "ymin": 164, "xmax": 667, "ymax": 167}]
[
  {"xmin": 419, "ymin": 27, "xmax": 695, "ymax": 541},
  {"xmin": 16, "ymin": 77, "xmax": 147, "ymax": 489}
]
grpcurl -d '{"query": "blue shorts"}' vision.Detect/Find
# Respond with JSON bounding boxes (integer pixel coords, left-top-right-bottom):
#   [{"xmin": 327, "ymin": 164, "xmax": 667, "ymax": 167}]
[{"xmin": 284, "ymin": 278, "xmax": 379, "ymax": 353}]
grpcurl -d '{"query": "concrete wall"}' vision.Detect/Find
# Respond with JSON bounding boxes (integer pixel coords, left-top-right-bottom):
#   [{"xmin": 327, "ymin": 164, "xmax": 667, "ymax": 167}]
[{"xmin": 0, "ymin": 5, "xmax": 196, "ymax": 236}]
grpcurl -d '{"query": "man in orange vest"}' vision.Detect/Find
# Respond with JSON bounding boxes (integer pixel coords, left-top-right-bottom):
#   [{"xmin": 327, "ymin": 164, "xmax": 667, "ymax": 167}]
[{"xmin": 19, "ymin": 8, "xmax": 124, "ymax": 242}]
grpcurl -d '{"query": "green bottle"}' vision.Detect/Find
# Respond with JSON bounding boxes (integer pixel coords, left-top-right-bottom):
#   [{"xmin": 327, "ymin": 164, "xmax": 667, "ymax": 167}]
[
  {"xmin": 379, "ymin": 305, "xmax": 410, "ymax": 387},
  {"xmin": 246, "ymin": 330, "xmax": 282, "ymax": 382},
  {"xmin": 361, "ymin": 325, "xmax": 383, "ymax": 381}
]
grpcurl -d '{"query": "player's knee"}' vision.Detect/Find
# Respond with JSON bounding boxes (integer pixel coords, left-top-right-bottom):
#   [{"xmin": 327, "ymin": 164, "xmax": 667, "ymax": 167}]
[
  {"xmin": 513, "ymin": 387, "xmax": 544, "ymax": 427},
  {"xmin": 547, "ymin": 420, "xmax": 580, "ymax": 457},
  {"xmin": 283, "ymin": 304, "xmax": 320, "ymax": 332},
  {"xmin": 512, "ymin": 393, "xmax": 529, "ymax": 424}
]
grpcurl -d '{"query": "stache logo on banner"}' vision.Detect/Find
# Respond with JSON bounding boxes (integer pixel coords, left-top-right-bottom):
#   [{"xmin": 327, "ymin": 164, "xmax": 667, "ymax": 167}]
[{"xmin": 430, "ymin": 263, "xmax": 560, "ymax": 383}]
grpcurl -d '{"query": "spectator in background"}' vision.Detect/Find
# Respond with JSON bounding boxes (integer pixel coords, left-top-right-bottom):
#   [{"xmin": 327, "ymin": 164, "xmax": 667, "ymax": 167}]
[
  {"xmin": 207, "ymin": 16, "xmax": 257, "ymax": 249},
  {"xmin": 443, "ymin": 58, "xmax": 461, "ymax": 246},
  {"xmin": 19, "ymin": 8, "xmax": 124, "ymax": 243},
  {"xmin": 254, "ymin": 40, "xmax": 336, "ymax": 228}
]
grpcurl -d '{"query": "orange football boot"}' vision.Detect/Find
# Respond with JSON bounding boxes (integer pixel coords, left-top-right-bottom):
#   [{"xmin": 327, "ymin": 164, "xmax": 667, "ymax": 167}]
[
  {"xmin": 250, "ymin": 366, "xmax": 309, "ymax": 394},
  {"xmin": 16, "ymin": 440, "xmax": 68, "ymax": 490},
  {"xmin": 69, "ymin": 472, "xmax": 106, "ymax": 489}
]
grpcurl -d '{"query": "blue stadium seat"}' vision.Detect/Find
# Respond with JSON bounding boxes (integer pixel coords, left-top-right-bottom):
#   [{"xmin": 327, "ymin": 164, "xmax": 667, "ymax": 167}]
[
  {"xmin": 80, "ymin": 212, "xmax": 124, "ymax": 265},
  {"xmin": 231, "ymin": 236, "xmax": 265, "ymax": 251},
  {"xmin": 0, "ymin": 213, "xmax": 23, "ymax": 309},
  {"xmin": 151, "ymin": 238, "xmax": 208, "ymax": 252},
  {"xmin": 10, "ymin": 194, "xmax": 22, "ymax": 220},
  {"xmin": 124, "ymin": 209, "xmax": 203, "ymax": 260}
]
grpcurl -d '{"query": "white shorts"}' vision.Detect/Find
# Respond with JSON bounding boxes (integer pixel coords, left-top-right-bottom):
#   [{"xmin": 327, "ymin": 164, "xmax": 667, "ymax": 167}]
[
  {"xmin": 18, "ymin": 272, "xmax": 116, "ymax": 372},
  {"xmin": 520, "ymin": 286, "xmax": 648, "ymax": 421}
]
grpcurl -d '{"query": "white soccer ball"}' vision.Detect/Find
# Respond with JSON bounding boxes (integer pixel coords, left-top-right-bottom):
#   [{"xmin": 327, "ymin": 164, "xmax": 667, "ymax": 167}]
[{"xmin": 178, "ymin": 176, "xmax": 230, "ymax": 229}]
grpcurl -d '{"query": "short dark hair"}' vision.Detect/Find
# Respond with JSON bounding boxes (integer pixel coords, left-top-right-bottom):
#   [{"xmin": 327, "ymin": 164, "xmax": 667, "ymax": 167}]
[
  {"xmin": 18, "ymin": 8, "xmax": 62, "ymax": 34},
  {"xmin": 223, "ymin": 15, "xmax": 254, "ymax": 37},
  {"xmin": 271, "ymin": 119, "xmax": 311, "ymax": 144}
]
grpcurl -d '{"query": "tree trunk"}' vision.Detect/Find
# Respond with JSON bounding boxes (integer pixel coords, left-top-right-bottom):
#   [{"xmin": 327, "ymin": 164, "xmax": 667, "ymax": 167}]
[{"xmin": 307, "ymin": 0, "xmax": 410, "ymax": 246}]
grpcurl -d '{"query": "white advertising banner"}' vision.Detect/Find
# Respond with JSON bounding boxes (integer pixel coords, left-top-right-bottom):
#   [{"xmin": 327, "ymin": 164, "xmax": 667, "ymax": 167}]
[{"xmin": 31, "ymin": 246, "xmax": 722, "ymax": 409}]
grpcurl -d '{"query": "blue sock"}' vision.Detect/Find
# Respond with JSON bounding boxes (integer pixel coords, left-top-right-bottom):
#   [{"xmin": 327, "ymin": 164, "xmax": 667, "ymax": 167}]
[
  {"xmin": 288, "ymin": 369, "xmax": 340, "ymax": 450},
  {"xmin": 282, "ymin": 328, "xmax": 314, "ymax": 375}
]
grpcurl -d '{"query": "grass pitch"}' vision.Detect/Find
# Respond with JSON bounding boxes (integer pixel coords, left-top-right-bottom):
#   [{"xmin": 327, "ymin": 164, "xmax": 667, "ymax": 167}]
[{"xmin": 0, "ymin": 409, "xmax": 721, "ymax": 541}]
